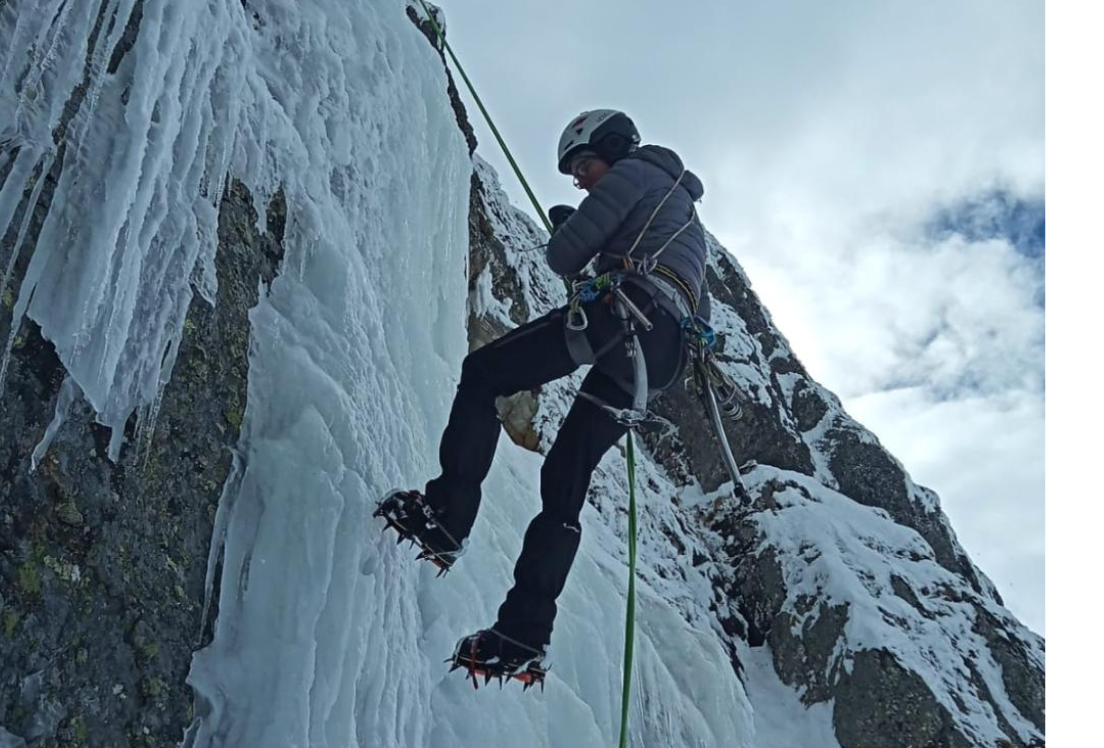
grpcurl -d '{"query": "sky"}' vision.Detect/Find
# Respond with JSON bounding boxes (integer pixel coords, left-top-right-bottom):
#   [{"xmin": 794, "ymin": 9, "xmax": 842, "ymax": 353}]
[{"xmin": 439, "ymin": 0, "xmax": 1046, "ymax": 635}]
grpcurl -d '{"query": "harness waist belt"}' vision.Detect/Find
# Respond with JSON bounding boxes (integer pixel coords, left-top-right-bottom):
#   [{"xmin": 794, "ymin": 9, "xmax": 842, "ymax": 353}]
[{"xmin": 621, "ymin": 271, "xmax": 694, "ymax": 322}]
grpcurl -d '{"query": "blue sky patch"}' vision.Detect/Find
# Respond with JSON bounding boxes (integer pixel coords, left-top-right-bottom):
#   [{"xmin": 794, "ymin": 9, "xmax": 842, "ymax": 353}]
[{"xmin": 928, "ymin": 190, "xmax": 1045, "ymax": 261}]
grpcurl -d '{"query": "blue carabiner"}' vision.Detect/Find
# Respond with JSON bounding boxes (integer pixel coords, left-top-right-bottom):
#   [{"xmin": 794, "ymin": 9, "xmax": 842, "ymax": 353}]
[
  {"xmin": 680, "ymin": 315, "xmax": 717, "ymax": 350},
  {"xmin": 577, "ymin": 281, "xmax": 602, "ymax": 303}
]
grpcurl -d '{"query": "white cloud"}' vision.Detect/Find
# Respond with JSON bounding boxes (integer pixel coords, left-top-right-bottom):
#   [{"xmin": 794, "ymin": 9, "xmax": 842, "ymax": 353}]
[{"xmin": 756, "ymin": 231, "xmax": 1044, "ymax": 399}]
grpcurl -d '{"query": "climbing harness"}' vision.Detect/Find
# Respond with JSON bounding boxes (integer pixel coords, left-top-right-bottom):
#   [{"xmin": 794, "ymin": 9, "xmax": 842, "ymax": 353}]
[
  {"xmin": 564, "ymin": 165, "xmax": 704, "ymax": 430},
  {"xmin": 566, "ymin": 169, "xmax": 697, "ymax": 327},
  {"xmin": 566, "ymin": 268, "xmax": 751, "ymax": 493}
]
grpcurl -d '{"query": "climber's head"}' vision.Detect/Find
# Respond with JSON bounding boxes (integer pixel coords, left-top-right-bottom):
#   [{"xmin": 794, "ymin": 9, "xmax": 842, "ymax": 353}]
[{"xmin": 557, "ymin": 109, "xmax": 640, "ymax": 189}]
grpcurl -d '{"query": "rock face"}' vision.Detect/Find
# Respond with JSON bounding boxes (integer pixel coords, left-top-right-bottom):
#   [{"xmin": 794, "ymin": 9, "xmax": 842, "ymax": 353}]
[
  {"xmin": 0, "ymin": 158, "xmax": 284, "ymax": 743},
  {"xmin": 0, "ymin": 4, "xmax": 1043, "ymax": 748}
]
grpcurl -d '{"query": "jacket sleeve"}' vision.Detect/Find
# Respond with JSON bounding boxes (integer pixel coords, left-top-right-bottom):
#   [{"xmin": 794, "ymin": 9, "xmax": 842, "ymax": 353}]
[{"xmin": 546, "ymin": 160, "xmax": 647, "ymax": 276}]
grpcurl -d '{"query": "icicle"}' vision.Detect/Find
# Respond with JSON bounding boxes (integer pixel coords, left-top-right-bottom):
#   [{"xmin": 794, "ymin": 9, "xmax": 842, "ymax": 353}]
[
  {"xmin": 30, "ymin": 0, "xmax": 79, "ymax": 93},
  {"xmin": 0, "ymin": 146, "xmax": 43, "ymax": 256},
  {"xmin": 30, "ymin": 374, "xmax": 80, "ymax": 472},
  {"xmin": 0, "ymin": 151, "xmax": 54, "ymax": 400},
  {"xmin": 70, "ymin": 0, "xmax": 130, "ymax": 158},
  {"xmin": 0, "ymin": 152, "xmax": 53, "ymax": 300},
  {"xmin": 137, "ymin": 330, "xmax": 180, "ymax": 467},
  {"xmin": 134, "ymin": 403, "xmax": 155, "ymax": 469},
  {"xmin": 0, "ymin": 6, "xmax": 38, "ymax": 94},
  {"xmin": 198, "ymin": 445, "xmax": 244, "ymax": 644},
  {"xmin": 8, "ymin": 0, "xmax": 77, "ymax": 135},
  {"xmin": 107, "ymin": 417, "xmax": 126, "ymax": 462}
]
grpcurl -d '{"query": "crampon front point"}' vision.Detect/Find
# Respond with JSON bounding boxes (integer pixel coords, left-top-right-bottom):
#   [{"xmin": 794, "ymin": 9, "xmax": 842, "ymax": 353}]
[{"xmin": 448, "ymin": 653, "xmax": 547, "ymax": 692}]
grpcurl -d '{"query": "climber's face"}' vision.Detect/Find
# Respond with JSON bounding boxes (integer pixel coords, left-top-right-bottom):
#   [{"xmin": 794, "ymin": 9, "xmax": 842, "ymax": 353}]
[{"xmin": 571, "ymin": 155, "xmax": 610, "ymax": 192}]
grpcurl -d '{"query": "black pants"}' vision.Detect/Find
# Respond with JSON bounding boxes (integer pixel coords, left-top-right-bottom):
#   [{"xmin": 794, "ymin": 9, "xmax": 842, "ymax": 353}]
[{"xmin": 424, "ymin": 285, "xmax": 685, "ymax": 647}]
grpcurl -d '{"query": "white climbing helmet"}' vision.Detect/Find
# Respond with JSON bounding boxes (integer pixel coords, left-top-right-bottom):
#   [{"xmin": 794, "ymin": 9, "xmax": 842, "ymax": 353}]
[{"xmin": 557, "ymin": 109, "xmax": 641, "ymax": 174}]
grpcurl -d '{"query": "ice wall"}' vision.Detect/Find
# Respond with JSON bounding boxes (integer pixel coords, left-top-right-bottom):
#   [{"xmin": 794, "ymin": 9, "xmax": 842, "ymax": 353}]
[
  {"xmin": 179, "ymin": 1, "xmax": 753, "ymax": 744},
  {"xmin": 2, "ymin": 1, "xmax": 759, "ymax": 745},
  {"xmin": 1, "ymin": 0, "xmax": 250, "ymax": 452}
]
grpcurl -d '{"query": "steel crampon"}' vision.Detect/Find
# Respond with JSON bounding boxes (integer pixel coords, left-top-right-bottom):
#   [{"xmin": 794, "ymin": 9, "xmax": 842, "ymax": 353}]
[
  {"xmin": 447, "ymin": 654, "xmax": 547, "ymax": 692},
  {"xmin": 446, "ymin": 632, "xmax": 548, "ymax": 692},
  {"xmin": 373, "ymin": 498, "xmax": 457, "ymax": 577}
]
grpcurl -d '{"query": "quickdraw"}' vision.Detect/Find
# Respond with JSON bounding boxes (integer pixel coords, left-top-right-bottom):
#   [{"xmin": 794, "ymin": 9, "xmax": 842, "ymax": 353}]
[
  {"xmin": 678, "ymin": 316, "xmax": 751, "ymax": 500},
  {"xmin": 680, "ymin": 314, "xmax": 717, "ymax": 350},
  {"xmin": 680, "ymin": 316, "xmax": 744, "ymax": 421},
  {"xmin": 566, "ymin": 274, "xmax": 608, "ymax": 330}
]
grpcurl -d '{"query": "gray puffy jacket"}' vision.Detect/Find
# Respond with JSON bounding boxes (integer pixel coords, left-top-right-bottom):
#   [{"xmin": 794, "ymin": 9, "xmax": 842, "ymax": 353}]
[{"xmin": 546, "ymin": 144, "xmax": 710, "ymax": 320}]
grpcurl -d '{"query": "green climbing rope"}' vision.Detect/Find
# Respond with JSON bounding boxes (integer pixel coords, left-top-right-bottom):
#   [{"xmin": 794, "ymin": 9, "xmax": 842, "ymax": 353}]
[
  {"xmin": 413, "ymin": 5, "xmax": 640, "ymax": 745},
  {"xmin": 415, "ymin": 1, "xmax": 552, "ymax": 234},
  {"xmin": 620, "ymin": 433, "xmax": 639, "ymax": 748}
]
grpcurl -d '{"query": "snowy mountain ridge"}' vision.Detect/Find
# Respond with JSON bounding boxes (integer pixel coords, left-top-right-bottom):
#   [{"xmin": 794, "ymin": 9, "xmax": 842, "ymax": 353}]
[{"xmin": 0, "ymin": 1, "xmax": 1043, "ymax": 746}]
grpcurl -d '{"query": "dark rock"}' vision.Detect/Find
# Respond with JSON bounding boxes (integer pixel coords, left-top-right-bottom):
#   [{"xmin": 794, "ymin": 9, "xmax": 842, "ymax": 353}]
[
  {"xmin": 406, "ymin": 4, "xmax": 478, "ymax": 156},
  {"xmin": 834, "ymin": 649, "xmax": 974, "ymax": 748},
  {"xmin": 791, "ymin": 380, "xmax": 830, "ymax": 433},
  {"xmin": 827, "ymin": 427, "xmax": 985, "ymax": 591},
  {"xmin": 889, "ymin": 573, "xmax": 935, "ymax": 620},
  {"xmin": 973, "ymin": 608, "xmax": 1045, "ymax": 734},
  {"xmin": 769, "ymin": 602, "xmax": 850, "ymax": 704},
  {"xmin": 0, "ymin": 173, "xmax": 285, "ymax": 746}
]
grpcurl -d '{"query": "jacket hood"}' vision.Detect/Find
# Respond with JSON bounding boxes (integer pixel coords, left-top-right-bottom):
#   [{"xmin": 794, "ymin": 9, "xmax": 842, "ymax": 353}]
[{"xmin": 629, "ymin": 145, "xmax": 705, "ymax": 201}]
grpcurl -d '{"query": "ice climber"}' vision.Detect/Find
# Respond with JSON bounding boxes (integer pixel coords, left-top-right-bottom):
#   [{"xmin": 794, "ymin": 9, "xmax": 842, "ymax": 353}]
[{"xmin": 375, "ymin": 109, "xmax": 710, "ymax": 689}]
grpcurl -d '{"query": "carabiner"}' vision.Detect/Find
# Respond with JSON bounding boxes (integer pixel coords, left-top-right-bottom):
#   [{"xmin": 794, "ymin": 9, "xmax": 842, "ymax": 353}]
[{"xmin": 566, "ymin": 304, "xmax": 589, "ymax": 331}]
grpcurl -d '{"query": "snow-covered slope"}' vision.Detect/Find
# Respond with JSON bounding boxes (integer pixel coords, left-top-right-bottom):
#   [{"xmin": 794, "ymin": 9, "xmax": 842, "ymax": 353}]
[{"xmin": 0, "ymin": 1, "xmax": 1043, "ymax": 746}]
